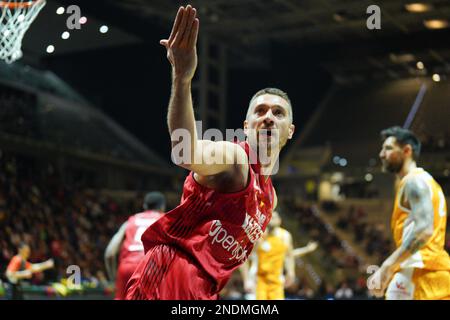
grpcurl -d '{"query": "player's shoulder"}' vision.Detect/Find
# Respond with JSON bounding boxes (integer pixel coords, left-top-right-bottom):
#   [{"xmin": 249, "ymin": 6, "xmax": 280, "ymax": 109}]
[
  {"xmin": 10, "ymin": 255, "xmax": 21, "ymax": 263},
  {"xmin": 276, "ymin": 227, "xmax": 292, "ymax": 241},
  {"xmin": 7, "ymin": 255, "xmax": 21, "ymax": 269},
  {"xmin": 403, "ymin": 170, "xmax": 433, "ymax": 198}
]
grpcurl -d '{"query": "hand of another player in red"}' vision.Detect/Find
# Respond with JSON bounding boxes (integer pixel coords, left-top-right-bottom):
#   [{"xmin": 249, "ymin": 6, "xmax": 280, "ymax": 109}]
[{"xmin": 160, "ymin": 5, "xmax": 199, "ymax": 83}]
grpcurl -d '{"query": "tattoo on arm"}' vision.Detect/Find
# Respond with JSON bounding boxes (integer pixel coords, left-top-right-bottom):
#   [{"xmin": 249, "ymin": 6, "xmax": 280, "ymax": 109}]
[{"xmin": 401, "ymin": 176, "xmax": 434, "ymax": 255}]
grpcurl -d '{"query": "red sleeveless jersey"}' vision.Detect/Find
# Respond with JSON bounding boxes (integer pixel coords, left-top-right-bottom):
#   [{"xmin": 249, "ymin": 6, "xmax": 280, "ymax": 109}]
[
  {"xmin": 141, "ymin": 142, "xmax": 274, "ymax": 292},
  {"xmin": 119, "ymin": 211, "xmax": 164, "ymax": 264}
]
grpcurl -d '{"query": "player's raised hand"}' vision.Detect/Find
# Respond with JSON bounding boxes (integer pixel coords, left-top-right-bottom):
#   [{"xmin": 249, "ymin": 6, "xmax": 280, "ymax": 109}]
[
  {"xmin": 307, "ymin": 241, "xmax": 318, "ymax": 252},
  {"xmin": 46, "ymin": 258, "xmax": 55, "ymax": 269},
  {"xmin": 160, "ymin": 5, "xmax": 199, "ymax": 83}
]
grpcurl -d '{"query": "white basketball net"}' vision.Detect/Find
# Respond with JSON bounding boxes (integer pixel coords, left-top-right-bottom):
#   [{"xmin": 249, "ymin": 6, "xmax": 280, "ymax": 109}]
[{"xmin": 0, "ymin": 0, "xmax": 46, "ymax": 64}]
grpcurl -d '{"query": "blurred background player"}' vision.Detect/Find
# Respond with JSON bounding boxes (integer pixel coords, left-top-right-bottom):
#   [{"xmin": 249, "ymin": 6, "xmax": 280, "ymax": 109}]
[
  {"xmin": 5, "ymin": 243, "xmax": 54, "ymax": 300},
  {"xmin": 104, "ymin": 191, "xmax": 166, "ymax": 300},
  {"xmin": 244, "ymin": 211, "xmax": 318, "ymax": 300},
  {"xmin": 369, "ymin": 126, "xmax": 450, "ymax": 300}
]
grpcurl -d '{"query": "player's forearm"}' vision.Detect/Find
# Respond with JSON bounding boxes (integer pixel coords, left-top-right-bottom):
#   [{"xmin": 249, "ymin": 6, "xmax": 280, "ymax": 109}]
[
  {"xmin": 105, "ymin": 257, "xmax": 117, "ymax": 282},
  {"xmin": 31, "ymin": 262, "xmax": 51, "ymax": 273},
  {"xmin": 285, "ymin": 255, "xmax": 295, "ymax": 278},
  {"xmin": 292, "ymin": 246, "xmax": 312, "ymax": 258},
  {"xmin": 383, "ymin": 226, "xmax": 432, "ymax": 270},
  {"xmin": 8, "ymin": 270, "xmax": 31, "ymax": 280},
  {"xmin": 239, "ymin": 261, "xmax": 249, "ymax": 283},
  {"xmin": 168, "ymin": 77, "xmax": 199, "ymax": 165}
]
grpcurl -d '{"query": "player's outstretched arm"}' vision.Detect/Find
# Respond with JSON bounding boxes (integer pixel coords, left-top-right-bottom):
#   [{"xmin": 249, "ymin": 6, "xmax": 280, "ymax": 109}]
[
  {"xmin": 30, "ymin": 259, "xmax": 54, "ymax": 273},
  {"xmin": 240, "ymin": 248, "xmax": 258, "ymax": 294},
  {"xmin": 292, "ymin": 241, "xmax": 318, "ymax": 258},
  {"xmin": 368, "ymin": 176, "xmax": 434, "ymax": 297},
  {"xmin": 162, "ymin": 6, "xmax": 248, "ymax": 177},
  {"xmin": 6, "ymin": 269, "xmax": 32, "ymax": 283}
]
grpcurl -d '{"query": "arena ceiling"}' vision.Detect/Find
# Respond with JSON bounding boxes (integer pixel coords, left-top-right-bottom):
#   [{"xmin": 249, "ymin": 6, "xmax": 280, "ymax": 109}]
[{"xmin": 27, "ymin": 0, "xmax": 450, "ymax": 81}]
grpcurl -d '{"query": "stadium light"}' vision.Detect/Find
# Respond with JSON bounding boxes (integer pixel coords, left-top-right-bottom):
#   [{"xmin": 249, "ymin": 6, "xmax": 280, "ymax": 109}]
[
  {"xmin": 405, "ymin": 3, "xmax": 432, "ymax": 13},
  {"xmin": 56, "ymin": 7, "xmax": 65, "ymax": 15},
  {"xmin": 432, "ymin": 74, "xmax": 441, "ymax": 82},
  {"xmin": 79, "ymin": 16, "xmax": 87, "ymax": 25},
  {"xmin": 99, "ymin": 25, "xmax": 109, "ymax": 34},
  {"xmin": 365, "ymin": 173, "xmax": 373, "ymax": 182},
  {"xmin": 424, "ymin": 19, "xmax": 449, "ymax": 29},
  {"xmin": 46, "ymin": 45, "xmax": 55, "ymax": 54},
  {"xmin": 416, "ymin": 61, "xmax": 424, "ymax": 70},
  {"xmin": 339, "ymin": 158, "xmax": 347, "ymax": 167},
  {"xmin": 333, "ymin": 156, "xmax": 340, "ymax": 164},
  {"xmin": 61, "ymin": 31, "xmax": 70, "ymax": 40}
]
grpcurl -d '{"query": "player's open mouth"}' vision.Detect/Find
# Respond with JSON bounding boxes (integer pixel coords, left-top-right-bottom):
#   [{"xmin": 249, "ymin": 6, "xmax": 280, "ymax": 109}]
[{"xmin": 259, "ymin": 129, "xmax": 274, "ymax": 137}]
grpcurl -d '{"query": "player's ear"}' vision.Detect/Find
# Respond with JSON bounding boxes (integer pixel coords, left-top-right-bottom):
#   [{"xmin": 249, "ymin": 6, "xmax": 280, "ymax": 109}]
[
  {"xmin": 243, "ymin": 120, "xmax": 249, "ymax": 135},
  {"xmin": 403, "ymin": 144, "xmax": 413, "ymax": 158},
  {"xmin": 288, "ymin": 124, "xmax": 295, "ymax": 140}
]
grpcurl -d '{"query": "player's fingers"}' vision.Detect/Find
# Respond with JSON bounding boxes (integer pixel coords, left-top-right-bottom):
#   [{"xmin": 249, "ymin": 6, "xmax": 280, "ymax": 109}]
[
  {"xmin": 160, "ymin": 39, "xmax": 169, "ymax": 47},
  {"xmin": 181, "ymin": 7, "xmax": 196, "ymax": 46},
  {"xmin": 168, "ymin": 6, "xmax": 184, "ymax": 45},
  {"xmin": 173, "ymin": 5, "xmax": 192, "ymax": 46},
  {"xmin": 187, "ymin": 18, "xmax": 199, "ymax": 48}
]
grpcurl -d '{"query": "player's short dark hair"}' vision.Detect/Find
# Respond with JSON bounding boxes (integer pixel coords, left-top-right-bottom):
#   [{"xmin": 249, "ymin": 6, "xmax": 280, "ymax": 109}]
[
  {"xmin": 247, "ymin": 88, "xmax": 293, "ymax": 122},
  {"xmin": 143, "ymin": 191, "xmax": 166, "ymax": 211},
  {"xmin": 18, "ymin": 242, "xmax": 29, "ymax": 250},
  {"xmin": 380, "ymin": 126, "xmax": 421, "ymax": 159}
]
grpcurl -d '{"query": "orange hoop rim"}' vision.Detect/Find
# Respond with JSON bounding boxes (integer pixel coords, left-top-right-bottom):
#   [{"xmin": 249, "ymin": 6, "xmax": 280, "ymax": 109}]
[{"xmin": 0, "ymin": 0, "xmax": 44, "ymax": 9}]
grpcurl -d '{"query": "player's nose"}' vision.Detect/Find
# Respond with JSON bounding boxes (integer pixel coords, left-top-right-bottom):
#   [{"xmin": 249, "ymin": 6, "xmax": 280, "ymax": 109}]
[{"xmin": 262, "ymin": 111, "xmax": 275, "ymax": 127}]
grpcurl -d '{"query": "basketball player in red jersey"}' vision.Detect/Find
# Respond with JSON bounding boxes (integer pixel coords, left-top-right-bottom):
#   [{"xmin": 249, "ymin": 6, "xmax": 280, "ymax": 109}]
[
  {"xmin": 104, "ymin": 192, "xmax": 166, "ymax": 299},
  {"xmin": 125, "ymin": 5, "xmax": 295, "ymax": 300}
]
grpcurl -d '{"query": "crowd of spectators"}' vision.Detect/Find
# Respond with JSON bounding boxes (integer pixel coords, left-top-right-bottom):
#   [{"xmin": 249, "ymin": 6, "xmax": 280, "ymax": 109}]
[
  {"xmin": 335, "ymin": 206, "xmax": 393, "ymax": 265},
  {"xmin": 0, "ymin": 87, "xmax": 38, "ymax": 138},
  {"xmin": 420, "ymin": 131, "xmax": 450, "ymax": 153},
  {"xmin": 0, "ymin": 150, "xmax": 143, "ymax": 289},
  {"xmin": 291, "ymin": 204, "xmax": 362, "ymax": 270}
]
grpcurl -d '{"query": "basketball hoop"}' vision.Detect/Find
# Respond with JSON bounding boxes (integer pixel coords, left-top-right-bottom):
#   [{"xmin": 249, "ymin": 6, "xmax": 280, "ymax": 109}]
[{"xmin": 0, "ymin": 0, "xmax": 46, "ymax": 64}]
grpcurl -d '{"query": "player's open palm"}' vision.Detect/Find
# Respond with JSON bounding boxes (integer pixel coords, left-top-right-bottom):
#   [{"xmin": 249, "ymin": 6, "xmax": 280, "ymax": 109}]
[{"xmin": 160, "ymin": 5, "xmax": 199, "ymax": 82}]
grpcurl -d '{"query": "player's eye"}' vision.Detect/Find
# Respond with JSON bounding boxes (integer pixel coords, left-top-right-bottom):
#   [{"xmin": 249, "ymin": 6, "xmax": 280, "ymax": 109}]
[
  {"xmin": 273, "ymin": 109, "xmax": 284, "ymax": 117},
  {"xmin": 255, "ymin": 107, "xmax": 266, "ymax": 115}
]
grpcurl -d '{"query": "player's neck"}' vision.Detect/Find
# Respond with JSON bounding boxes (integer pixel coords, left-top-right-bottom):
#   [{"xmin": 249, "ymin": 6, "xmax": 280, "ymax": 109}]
[
  {"xmin": 259, "ymin": 150, "xmax": 280, "ymax": 179},
  {"xmin": 397, "ymin": 159, "xmax": 417, "ymax": 180},
  {"xmin": 267, "ymin": 226, "xmax": 278, "ymax": 235}
]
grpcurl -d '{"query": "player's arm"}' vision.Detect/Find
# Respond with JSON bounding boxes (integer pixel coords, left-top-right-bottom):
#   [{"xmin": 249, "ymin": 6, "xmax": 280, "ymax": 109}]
[
  {"xmin": 162, "ymin": 6, "xmax": 248, "ymax": 177},
  {"xmin": 104, "ymin": 222, "xmax": 128, "ymax": 282},
  {"xmin": 382, "ymin": 176, "xmax": 434, "ymax": 267},
  {"xmin": 6, "ymin": 269, "xmax": 32, "ymax": 282},
  {"xmin": 239, "ymin": 244, "xmax": 258, "ymax": 293},
  {"xmin": 284, "ymin": 231, "xmax": 296, "ymax": 288},
  {"xmin": 292, "ymin": 241, "xmax": 318, "ymax": 258},
  {"xmin": 30, "ymin": 259, "xmax": 54, "ymax": 273},
  {"xmin": 369, "ymin": 176, "xmax": 434, "ymax": 297}
]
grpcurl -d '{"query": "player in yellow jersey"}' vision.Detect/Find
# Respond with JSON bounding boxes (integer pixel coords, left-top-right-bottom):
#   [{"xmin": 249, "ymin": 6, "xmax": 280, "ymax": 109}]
[
  {"xmin": 368, "ymin": 126, "xmax": 450, "ymax": 300},
  {"xmin": 243, "ymin": 211, "xmax": 318, "ymax": 300}
]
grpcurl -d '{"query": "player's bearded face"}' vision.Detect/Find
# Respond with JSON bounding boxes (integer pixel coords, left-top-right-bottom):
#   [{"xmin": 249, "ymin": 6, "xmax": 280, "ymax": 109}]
[
  {"xmin": 244, "ymin": 94, "xmax": 294, "ymax": 155},
  {"xmin": 379, "ymin": 137, "xmax": 404, "ymax": 173}
]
